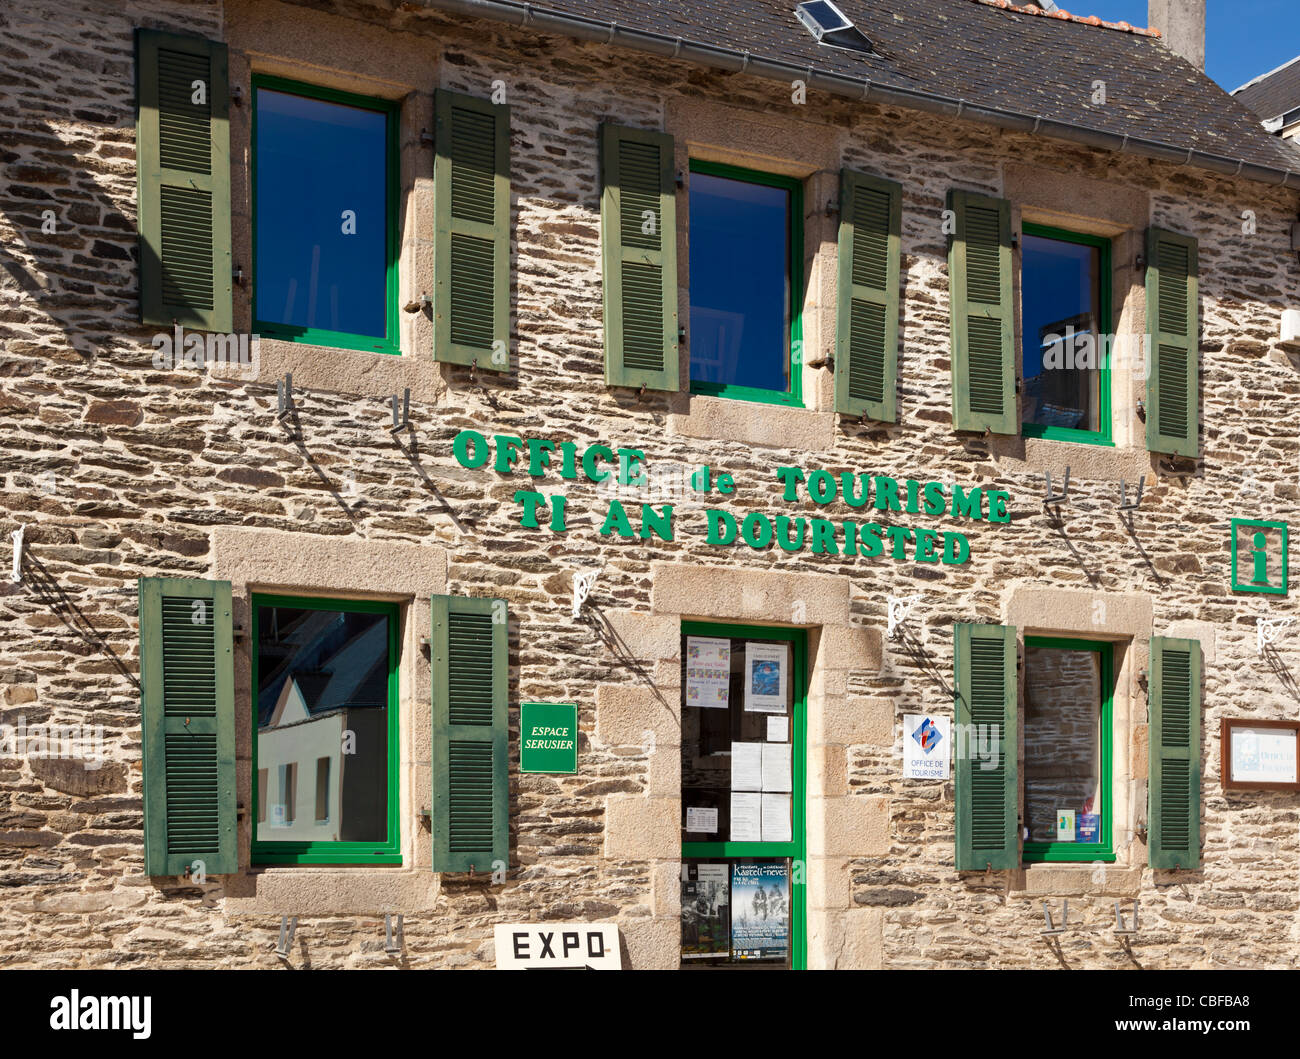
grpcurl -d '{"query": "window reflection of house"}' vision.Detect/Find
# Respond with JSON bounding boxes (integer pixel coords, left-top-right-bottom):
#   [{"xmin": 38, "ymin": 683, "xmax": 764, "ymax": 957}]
[{"xmin": 256, "ymin": 608, "xmax": 389, "ymax": 845}]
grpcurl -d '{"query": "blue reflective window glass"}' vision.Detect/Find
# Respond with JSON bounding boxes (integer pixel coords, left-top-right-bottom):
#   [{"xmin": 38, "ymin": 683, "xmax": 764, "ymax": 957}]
[
  {"xmin": 255, "ymin": 87, "xmax": 391, "ymax": 343},
  {"xmin": 1021, "ymin": 232, "xmax": 1103, "ymax": 435},
  {"xmin": 689, "ymin": 170, "xmax": 793, "ymax": 396}
]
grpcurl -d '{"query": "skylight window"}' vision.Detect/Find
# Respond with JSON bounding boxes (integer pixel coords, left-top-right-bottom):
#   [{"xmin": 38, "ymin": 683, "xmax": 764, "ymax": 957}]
[{"xmin": 795, "ymin": 1, "xmax": 873, "ymax": 53}]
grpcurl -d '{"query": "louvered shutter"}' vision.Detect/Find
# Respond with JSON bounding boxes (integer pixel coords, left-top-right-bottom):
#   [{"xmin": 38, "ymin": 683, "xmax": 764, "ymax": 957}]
[
  {"xmin": 954, "ymin": 623, "xmax": 1018, "ymax": 870},
  {"xmin": 431, "ymin": 595, "xmax": 508, "ymax": 872},
  {"xmin": 835, "ymin": 169, "xmax": 901, "ymax": 421},
  {"xmin": 599, "ymin": 124, "xmax": 679, "ymax": 390},
  {"xmin": 1148, "ymin": 636, "xmax": 1202, "ymax": 869},
  {"xmin": 948, "ymin": 190, "xmax": 1015, "ymax": 434},
  {"xmin": 135, "ymin": 29, "xmax": 232, "ymax": 332},
  {"xmin": 434, "ymin": 90, "xmax": 511, "ymax": 370},
  {"xmin": 138, "ymin": 577, "xmax": 236, "ymax": 876},
  {"xmin": 1145, "ymin": 228, "xmax": 1199, "ymax": 458}
]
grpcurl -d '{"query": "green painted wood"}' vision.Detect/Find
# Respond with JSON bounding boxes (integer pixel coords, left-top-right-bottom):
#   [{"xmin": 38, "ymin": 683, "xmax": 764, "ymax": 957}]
[
  {"xmin": 599, "ymin": 123, "xmax": 679, "ymax": 391},
  {"xmin": 953, "ymin": 622, "xmax": 1019, "ymax": 870},
  {"xmin": 433, "ymin": 89, "xmax": 511, "ymax": 370},
  {"xmin": 138, "ymin": 577, "xmax": 235, "ymax": 876},
  {"xmin": 135, "ymin": 29, "xmax": 231, "ymax": 332},
  {"xmin": 948, "ymin": 189, "xmax": 1015, "ymax": 434},
  {"xmin": 1148, "ymin": 636, "xmax": 1202, "ymax": 870},
  {"xmin": 431, "ymin": 595, "xmax": 508, "ymax": 873},
  {"xmin": 1145, "ymin": 227, "xmax": 1200, "ymax": 458},
  {"xmin": 835, "ymin": 169, "xmax": 901, "ymax": 421}
]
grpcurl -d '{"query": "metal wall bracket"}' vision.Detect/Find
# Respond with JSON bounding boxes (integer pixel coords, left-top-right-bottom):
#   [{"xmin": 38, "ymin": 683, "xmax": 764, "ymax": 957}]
[
  {"xmin": 1040, "ymin": 899, "xmax": 1068, "ymax": 936},
  {"xmin": 886, "ymin": 593, "xmax": 922, "ymax": 640},
  {"xmin": 389, "ymin": 388, "xmax": 411, "ymax": 433},
  {"xmin": 1117, "ymin": 477, "xmax": 1144, "ymax": 512},
  {"xmin": 384, "ymin": 914, "xmax": 404, "ymax": 954},
  {"xmin": 1043, "ymin": 466, "xmax": 1071, "ymax": 508},
  {"xmin": 276, "ymin": 373, "xmax": 294, "ymax": 421},
  {"xmin": 419, "ymin": 128, "xmax": 434, "ymax": 147},
  {"xmin": 10, "ymin": 524, "xmax": 24, "ymax": 584},
  {"xmin": 1113, "ymin": 899, "xmax": 1140, "ymax": 936},
  {"xmin": 1258, "ymin": 615, "xmax": 1297, "ymax": 656},
  {"xmin": 572, "ymin": 566, "xmax": 601, "ymax": 619},
  {"xmin": 275, "ymin": 916, "xmax": 298, "ymax": 959}
]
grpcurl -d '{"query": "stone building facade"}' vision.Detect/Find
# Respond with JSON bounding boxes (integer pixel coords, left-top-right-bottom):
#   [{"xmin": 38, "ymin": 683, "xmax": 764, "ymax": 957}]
[{"xmin": 2, "ymin": 0, "xmax": 1300, "ymax": 970}]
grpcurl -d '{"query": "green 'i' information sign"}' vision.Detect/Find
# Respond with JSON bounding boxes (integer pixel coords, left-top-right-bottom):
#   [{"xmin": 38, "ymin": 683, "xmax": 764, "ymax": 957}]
[{"xmin": 520, "ymin": 702, "xmax": 579, "ymax": 774}]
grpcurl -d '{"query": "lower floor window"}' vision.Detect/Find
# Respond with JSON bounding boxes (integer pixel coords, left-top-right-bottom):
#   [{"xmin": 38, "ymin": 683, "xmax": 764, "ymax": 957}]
[
  {"xmin": 252, "ymin": 595, "xmax": 400, "ymax": 865},
  {"xmin": 1022, "ymin": 637, "xmax": 1113, "ymax": 863},
  {"xmin": 680, "ymin": 623, "xmax": 806, "ymax": 967}
]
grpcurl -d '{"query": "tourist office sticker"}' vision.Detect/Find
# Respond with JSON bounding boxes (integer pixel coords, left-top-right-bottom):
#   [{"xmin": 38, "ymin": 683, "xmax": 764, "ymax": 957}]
[{"xmin": 520, "ymin": 702, "xmax": 579, "ymax": 774}]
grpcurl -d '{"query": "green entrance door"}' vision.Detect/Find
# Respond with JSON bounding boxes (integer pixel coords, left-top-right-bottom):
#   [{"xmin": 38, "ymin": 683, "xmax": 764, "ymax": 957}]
[{"xmin": 679, "ymin": 622, "xmax": 807, "ymax": 969}]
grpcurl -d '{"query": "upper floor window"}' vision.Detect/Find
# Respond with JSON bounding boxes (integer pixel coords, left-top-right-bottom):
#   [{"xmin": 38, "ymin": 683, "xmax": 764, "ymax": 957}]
[
  {"xmin": 688, "ymin": 162, "xmax": 803, "ymax": 406},
  {"xmin": 1020, "ymin": 224, "xmax": 1111, "ymax": 445},
  {"xmin": 253, "ymin": 78, "xmax": 399, "ymax": 354}
]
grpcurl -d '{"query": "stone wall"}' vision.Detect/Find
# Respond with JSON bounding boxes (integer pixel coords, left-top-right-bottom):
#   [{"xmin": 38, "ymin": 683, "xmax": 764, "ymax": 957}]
[{"xmin": 2, "ymin": 0, "xmax": 1299, "ymax": 968}]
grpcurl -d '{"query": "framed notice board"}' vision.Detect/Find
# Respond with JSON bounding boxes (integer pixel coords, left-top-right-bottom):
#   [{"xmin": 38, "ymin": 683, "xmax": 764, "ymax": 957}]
[{"xmin": 1221, "ymin": 718, "xmax": 1300, "ymax": 792}]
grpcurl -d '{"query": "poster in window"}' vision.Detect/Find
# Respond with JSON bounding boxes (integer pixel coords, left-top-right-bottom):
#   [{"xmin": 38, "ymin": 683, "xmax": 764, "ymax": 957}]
[
  {"xmin": 730, "ymin": 863, "xmax": 789, "ymax": 960},
  {"xmin": 681, "ymin": 863, "xmax": 730, "ymax": 959},
  {"xmin": 743, "ymin": 642, "xmax": 788, "ymax": 713},
  {"xmin": 686, "ymin": 636, "xmax": 731, "ymax": 710}
]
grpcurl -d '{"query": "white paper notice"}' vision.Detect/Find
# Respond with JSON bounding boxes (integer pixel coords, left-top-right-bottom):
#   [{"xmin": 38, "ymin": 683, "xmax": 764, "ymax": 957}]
[
  {"xmin": 731, "ymin": 742, "xmax": 763, "ymax": 792},
  {"xmin": 686, "ymin": 806, "xmax": 719, "ymax": 833},
  {"xmin": 761, "ymin": 743, "xmax": 792, "ymax": 793},
  {"xmin": 730, "ymin": 792, "xmax": 762, "ymax": 842},
  {"xmin": 761, "ymin": 794, "xmax": 791, "ymax": 842},
  {"xmin": 743, "ymin": 642, "xmax": 788, "ymax": 713},
  {"xmin": 766, "ymin": 716, "xmax": 789, "ymax": 742},
  {"xmin": 686, "ymin": 636, "xmax": 731, "ymax": 710}
]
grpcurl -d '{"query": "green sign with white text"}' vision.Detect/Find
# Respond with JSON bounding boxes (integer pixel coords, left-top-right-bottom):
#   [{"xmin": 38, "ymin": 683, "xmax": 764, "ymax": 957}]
[{"xmin": 520, "ymin": 702, "xmax": 579, "ymax": 774}]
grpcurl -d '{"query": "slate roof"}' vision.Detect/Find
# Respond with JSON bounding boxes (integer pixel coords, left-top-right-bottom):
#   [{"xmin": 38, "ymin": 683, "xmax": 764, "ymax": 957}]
[
  {"xmin": 1233, "ymin": 55, "xmax": 1300, "ymax": 122},
  {"xmin": 425, "ymin": 0, "xmax": 1300, "ymax": 181}
]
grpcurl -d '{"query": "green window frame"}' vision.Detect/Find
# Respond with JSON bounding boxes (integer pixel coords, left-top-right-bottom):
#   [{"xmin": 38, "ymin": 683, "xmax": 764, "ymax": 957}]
[
  {"xmin": 680, "ymin": 621, "xmax": 807, "ymax": 970},
  {"xmin": 251, "ymin": 76, "xmax": 401, "ymax": 355},
  {"xmin": 1022, "ymin": 636, "xmax": 1114, "ymax": 864},
  {"xmin": 1020, "ymin": 223, "xmax": 1113, "ymax": 447},
  {"xmin": 687, "ymin": 161, "xmax": 804, "ymax": 408},
  {"xmin": 250, "ymin": 594, "xmax": 401, "ymax": 865}
]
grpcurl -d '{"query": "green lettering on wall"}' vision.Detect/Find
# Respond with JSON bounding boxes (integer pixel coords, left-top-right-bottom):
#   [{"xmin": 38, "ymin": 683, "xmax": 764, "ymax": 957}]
[
  {"xmin": 514, "ymin": 490, "xmax": 548, "ymax": 528},
  {"xmin": 775, "ymin": 516, "xmax": 808, "ymax": 553},
  {"xmin": 494, "ymin": 435, "xmax": 524, "ymax": 473},
  {"xmin": 873, "ymin": 476, "xmax": 901, "ymax": 512},
  {"xmin": 640, "ymin": 504, "xmax": 673, "ymax": 541},
  {"xmin": 942, "ymin": 532, "xmax": 971, "ymax": 564},
  {"xmin": 775, "ymin": 466, "xmax": 805, "ymax": 502},
  {"xmin": 706, "ymin": 509, "xmax": 737, "ymax": 544},
  {"xmin": 599, "ymin": 499, "xmax": 634, "ymax": 537},
  {"xmin": 453, "ymin": 429, "xmax": 489, "ymax": 469},
  {"xmin": 950, "ymin": 485, "xmax": 985, "ymax": 520},
  {"xmin": 741, "ymin": 512, "xmax": 774, "ymax": 549}
]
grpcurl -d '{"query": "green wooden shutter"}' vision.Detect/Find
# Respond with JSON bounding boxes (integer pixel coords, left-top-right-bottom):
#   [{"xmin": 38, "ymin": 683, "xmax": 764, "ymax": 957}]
[
  {"xmin": 1145, "ymin": 228, "xmax": 1200, "ymax": 458},
  {"xmin": 948, "ymin": 190, "xmax": 1015, "ymax": 434},
  {"xmin": 599, "ymin": 124, "xmax": 679, "ymax": 391},
  {"xmin": 135, "ymin": 29, "xmax": 232, "ymax": 332},
  {"xmin": 835, "ymin": 169, "xmax": 901, "ymax": 421},
  {"xmin": 954, "ymin": 622, "xmax": 1018, "ymax": 870},
  {"xmin": 1148, "ymin": 636, "xmax": 1202, "ymax": 870},
  {"xmin": 431, "ymin": 595, "xmax": 508, "ymax": 872},
  {"xmin": 138, "ymin": 577, "xmax": 236, "ymax": 876},
  {"xmin": 434, "ymin": 90, "xmax": 511, "ymax": 370}
]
